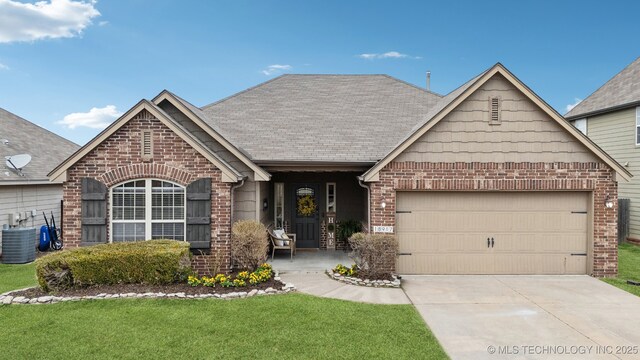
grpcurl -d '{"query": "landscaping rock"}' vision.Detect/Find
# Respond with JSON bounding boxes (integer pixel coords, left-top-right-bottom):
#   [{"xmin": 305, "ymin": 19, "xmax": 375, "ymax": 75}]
[
  {"xmin": 248, "ymin": 289, "xmax": 258, "ymax": 297},
  {"xmin": 28, "ymin": 298, "xmax": 38, "ymax": 304},
  {"xmin": 13, "ymin": 296, "xmax": 27, "ymax": 304},
  {"xmin": 2, "ymin": 296, "xmax": 14, "ymax": 305}
]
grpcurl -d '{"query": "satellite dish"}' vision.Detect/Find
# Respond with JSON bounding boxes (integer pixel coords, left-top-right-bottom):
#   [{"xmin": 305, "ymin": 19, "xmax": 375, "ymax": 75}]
[{"xmin": 5, "ymin": 154, "xmax": 32, "ymax": 175}]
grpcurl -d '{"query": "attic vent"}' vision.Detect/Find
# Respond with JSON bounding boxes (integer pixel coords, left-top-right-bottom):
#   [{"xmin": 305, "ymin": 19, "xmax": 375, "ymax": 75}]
[
  {"xmin": 141, "ymin": 130, "xmax": 153, "ymax": 161},
  {"xmin": 489, "ymin": 96, "xmax": 501, "ymax": 125}
]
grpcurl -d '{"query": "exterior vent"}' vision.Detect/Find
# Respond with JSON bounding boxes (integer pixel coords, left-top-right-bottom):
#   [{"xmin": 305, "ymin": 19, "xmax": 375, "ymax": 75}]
[
  {"xmin": 489, "ymin": 96, "xmax": 501, "ymax": 125},
  {"xmin": 141, "ymin": 130, "xmax": 153, "ymax": 161}
]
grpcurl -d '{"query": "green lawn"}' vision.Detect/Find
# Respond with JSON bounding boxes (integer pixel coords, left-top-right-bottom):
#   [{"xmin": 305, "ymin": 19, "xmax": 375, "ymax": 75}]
[
  {"xmin": 0, "ymin": 264, "xmax": 446, "ymax": 360},
  {"xmin": 0, "ymin": 262, "xmax": 37, "ymax": 294},
  {"xmin": 602, "ymin": 242, "xmax": 640, "ymax": 297}
]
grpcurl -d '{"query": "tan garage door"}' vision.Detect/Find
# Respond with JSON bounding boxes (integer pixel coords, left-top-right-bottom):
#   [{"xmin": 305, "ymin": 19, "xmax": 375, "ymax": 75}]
[{"xmin": 396, "ymin": 192, "xmax": 588, "ymax": 275}]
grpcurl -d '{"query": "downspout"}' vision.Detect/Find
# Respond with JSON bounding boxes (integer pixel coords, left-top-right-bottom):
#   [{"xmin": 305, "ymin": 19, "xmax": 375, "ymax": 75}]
[
  {"xmin": 230, "ymin": 177, "xmax": 247, "ymax": 224},
  {"xmin": 357, "ymin": 176, "xmax": 371, "ymax": 233}
]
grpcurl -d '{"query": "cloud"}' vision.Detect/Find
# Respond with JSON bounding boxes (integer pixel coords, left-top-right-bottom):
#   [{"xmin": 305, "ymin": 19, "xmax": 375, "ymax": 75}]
[
  {"xmin": 565, "ymin": 98, "xmax": 582, "ymax": 113},
  {"xmin": 0, "ymin": 0, "xmax": 101, "ymax": 43},
  {"xmin": 0, "ymin": 62, "xmax": 8, "ymax": 70},
  {"xmin": 262, "ymin": 64, "xmax": 292, "ymax": 76},
  {"xmin": 58, "ymin": 105, "xmax": 121, "ymax": 129},
  {"xmin": 357, "ymin": 51, "xmax": 421, "ymax": 60}
]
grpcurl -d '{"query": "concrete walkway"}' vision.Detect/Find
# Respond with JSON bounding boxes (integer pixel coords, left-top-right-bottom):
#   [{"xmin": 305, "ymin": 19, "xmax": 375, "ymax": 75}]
[
  {"xmin": 279, "ymin": 272, "xmax": 411, "ymax": 304},
  {"xmin": 403, "ymin": 275, "xmax": 640, "ymax": 360}
]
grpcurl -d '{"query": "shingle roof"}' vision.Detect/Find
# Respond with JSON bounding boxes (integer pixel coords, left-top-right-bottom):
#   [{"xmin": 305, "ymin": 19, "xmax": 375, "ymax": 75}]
[
  {"xmin": 565, "ymin": 56, "xmax": 640, "ymax": 119},
  {"xmin": 0, "ymin": 108, "xmax": 79, "ymax": 183},
  {"xmin": 200, "ymin": 74, "xmax": 442, "ymax": 162}
]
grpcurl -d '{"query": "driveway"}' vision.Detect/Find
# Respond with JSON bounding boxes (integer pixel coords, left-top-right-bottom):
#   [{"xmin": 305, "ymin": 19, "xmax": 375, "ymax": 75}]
[{"xmin": 402, "ymin": 276, "xmax": 640, "ymax": 360}]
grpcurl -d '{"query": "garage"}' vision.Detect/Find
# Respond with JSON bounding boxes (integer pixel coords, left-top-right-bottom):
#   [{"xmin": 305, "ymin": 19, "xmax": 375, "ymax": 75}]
[{"xmin": 396, "ymin": 191, "xmax": 589, "ymax": 275}]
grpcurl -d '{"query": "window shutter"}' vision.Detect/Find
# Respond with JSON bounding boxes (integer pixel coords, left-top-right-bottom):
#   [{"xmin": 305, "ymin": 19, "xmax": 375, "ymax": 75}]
[
  {"xmin": 81, "ymin": 177, "xmax": 108, "ymax": 245},
  {"xmin": 186, "ymin": 178, "xmax": 212, "ymax": 250}
]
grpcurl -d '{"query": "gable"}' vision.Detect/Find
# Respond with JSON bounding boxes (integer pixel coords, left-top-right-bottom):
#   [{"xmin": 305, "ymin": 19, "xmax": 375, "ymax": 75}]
[
  {"xmin": 362, "ymin": 64, "xmax": 632, "ymax": 182},
  {"xmin": 49, "ymin": 101, "xmax": 243, "ymax": 183},
  {"xmin": 397, "ymin": 73, "xmax": 599, "ymax": 163}
]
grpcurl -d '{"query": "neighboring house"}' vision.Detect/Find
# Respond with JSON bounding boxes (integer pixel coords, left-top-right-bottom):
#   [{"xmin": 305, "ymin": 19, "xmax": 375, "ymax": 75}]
[
  {"xmin": 49, "ymin": 63, "xmax": 630, "ymax": 277},
  {"xmin": 565, "ymin": 57, "xmax": 640, "ymax": 243},
  {"xmin": 0, "ymin": 108, "xmax": 80, "ymax": 253}
]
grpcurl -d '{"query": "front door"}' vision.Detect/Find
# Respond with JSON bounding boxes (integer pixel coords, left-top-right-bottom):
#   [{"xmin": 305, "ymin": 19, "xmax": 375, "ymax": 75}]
[{"xmin": 292, "ymin": 183, "xmax": 320, "ymax": 248}]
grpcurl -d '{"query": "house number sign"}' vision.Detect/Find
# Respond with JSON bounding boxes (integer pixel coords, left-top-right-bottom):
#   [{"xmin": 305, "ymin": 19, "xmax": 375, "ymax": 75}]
[{"xmin": 373, "ymin": 226, "xmax": 394, "ymax": 233}]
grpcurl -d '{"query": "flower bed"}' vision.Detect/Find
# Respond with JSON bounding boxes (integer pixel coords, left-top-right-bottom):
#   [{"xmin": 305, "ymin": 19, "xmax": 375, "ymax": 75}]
[
  {"xmin": 2, "ymin": 263, "xmax": 297, "ymax": 305},
  {"xmin": 188, "ymin": 263, "xmax": 273, "ymax": 288},
  {"xmin": 327, "ymin": 264, "xmax": 401, "ymax": 288}
]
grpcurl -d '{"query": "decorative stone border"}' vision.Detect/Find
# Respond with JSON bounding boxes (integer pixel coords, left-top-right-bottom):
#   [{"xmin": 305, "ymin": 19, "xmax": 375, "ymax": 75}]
[
  {"xmin": 0, "ymin": 282, "xmax": 296, "ymax": 305},
  {"xmin": 326, "ymin": 270, "xmax": 401, "ymax": 288}
]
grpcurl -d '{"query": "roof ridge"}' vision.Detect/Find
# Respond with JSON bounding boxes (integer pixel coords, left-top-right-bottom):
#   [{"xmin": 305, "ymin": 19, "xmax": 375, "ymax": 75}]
[
  {"xmin": 566, "ymin": 55, "xmax": 640, "ymax": 118},
  {"xmin": 0, "ymin": 107, "xmax": 80, "ymax": 147},
  {"xmin": 201, "ymin": 75, "xmax": 287, "ymax": 109},
  {"xmin": 380, "ymin": 74, "xmax": 443, "ymax": 97}
]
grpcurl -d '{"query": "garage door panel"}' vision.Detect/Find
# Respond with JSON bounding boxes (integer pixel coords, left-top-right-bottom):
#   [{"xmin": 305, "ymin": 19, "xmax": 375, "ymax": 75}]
[
  {"xmin": 398, "ymin": 254, "xmax": 495, "ymax": 275},
  {"xmin": 399, "ymin": 233, "xmax": 488, "ymax": 252},
  {"xmin": 396, "ymin": 192, "xmax": 589, "ymax": 275}
]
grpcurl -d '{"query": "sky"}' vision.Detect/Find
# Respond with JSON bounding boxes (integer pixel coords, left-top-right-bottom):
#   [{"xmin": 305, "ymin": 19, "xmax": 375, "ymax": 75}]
[{"xmin": 0, "ymin": 0, "xmax": 639, "ymax": 145}]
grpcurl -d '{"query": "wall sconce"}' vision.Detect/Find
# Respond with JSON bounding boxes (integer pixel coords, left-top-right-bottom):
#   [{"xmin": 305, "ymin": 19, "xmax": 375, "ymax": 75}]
[
  {"xmin": 381, "ymin": 198, "xmax": 387, "ymax": 209},
  {"xmin": 263, "ymin": 198, "xmax": 268, "ymax": 211},
  {"xmin": 605, "ymin": 195, "xmax": 614, "ymax": 209}
]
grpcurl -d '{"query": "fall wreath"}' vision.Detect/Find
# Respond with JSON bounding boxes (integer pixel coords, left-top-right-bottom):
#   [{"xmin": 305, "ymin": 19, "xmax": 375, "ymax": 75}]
[{"xmin": 297, "ymin": 195, "xmax": 317, "ymax": 216}]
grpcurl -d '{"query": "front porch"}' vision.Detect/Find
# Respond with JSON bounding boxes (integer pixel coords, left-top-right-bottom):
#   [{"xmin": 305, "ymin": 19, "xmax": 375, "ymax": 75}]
[
  {"xmin": 268, "ymin": 249, "xmax": 353, "ymax": 273},
  {"xmin": 268, "ymin": 171, "xmax": 368, "ymax": 251}
]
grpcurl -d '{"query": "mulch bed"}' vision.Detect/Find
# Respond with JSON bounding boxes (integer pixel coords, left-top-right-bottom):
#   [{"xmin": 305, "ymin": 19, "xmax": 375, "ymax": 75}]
[{"xmin": 9, "ymin": 278, "xmax": 284, "ymax": 298}]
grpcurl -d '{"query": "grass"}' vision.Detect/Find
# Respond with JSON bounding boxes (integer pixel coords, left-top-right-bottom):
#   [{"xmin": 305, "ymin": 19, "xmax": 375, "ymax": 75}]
[
  {"xmin": 602, "ymin": 242, "xmax": 640, "ymax": 297},
  {"xmin": 0, "ymin": 263, "xmax": 446, "ymax": 359},
  {"xmin": 0, "ymin": 262, "xmax": 37, "ymax": 293}
]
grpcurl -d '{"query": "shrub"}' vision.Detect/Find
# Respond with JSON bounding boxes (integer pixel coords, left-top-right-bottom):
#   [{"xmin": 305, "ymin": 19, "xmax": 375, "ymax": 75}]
[
  {"xmin": 231, "ymin": 220, "xmax": 268, "ymax": 270},
  {"xmin": 348, "ymin": 233, "xmax": 398, "ymax": 279},
  {"xmin": 36, "ymin": 240, "xmax": 191, "ymax": 292},
  {"xmin": 336, "ymin": 219, "xmax": 363, "ymax": 243}
]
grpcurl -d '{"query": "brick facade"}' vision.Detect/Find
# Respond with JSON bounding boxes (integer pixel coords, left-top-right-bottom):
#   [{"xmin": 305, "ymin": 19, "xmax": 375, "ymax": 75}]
[
  {"xmin": 369, "ymin": 161, "xmax": 619, "ymax": 277},
  {"xmin": 63, "ymin": 110, "xmax": 232, "ymax": 274}
]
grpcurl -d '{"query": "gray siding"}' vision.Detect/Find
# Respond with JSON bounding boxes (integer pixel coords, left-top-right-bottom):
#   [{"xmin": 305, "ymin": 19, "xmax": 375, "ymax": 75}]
[
  {"xmin": 397, "ymin": 74, "xmax": 599, "ymax": 163},
  {"xmin": 259, "ymin": 181, "xmax": 270, "ymax": 225},
  {"xmin": 158, "ymin": 100, "xmax": 265, "ymax": 223},
  {"xmin": 0, "ymin": 184, "xmax": 63, "ymax": 252},
  {"xmin": 585, "ymin": 107, "xmax": 640, "ymax": 238},
  {"xmin": 234, "ymin": 179, "xmax": 258, "ymax": 222},
  {"xmin": 158, "ymin": 100, "xmax": 253, "ymax": 176}
]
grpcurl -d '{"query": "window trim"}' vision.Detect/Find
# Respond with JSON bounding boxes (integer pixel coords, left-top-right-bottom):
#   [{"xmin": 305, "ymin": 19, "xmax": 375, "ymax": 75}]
[
  {"xmin": 109, "ymin": 178, "xmax": 186, "ymax": 243},
  {"xmin": 636, "ymin": 107, "xmax": 640, "ymax": 146},
  {"xmin": 274, "ymin": 182, "xmax": 284, "ymax": 229},
  {"xmin": 326, "ymin": 182, "xmax": 336, "ymax": 213}
]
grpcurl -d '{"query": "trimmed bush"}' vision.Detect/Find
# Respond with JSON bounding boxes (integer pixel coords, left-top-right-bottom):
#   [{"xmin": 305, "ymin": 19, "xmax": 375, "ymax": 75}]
[
  {"xmin": 348, "ymin": 232, "xmax": 398, "ymax": 279},
  {"xmin": 36, "ymin": 240, "xmax": 191, "ymax": 292},
  {"xmin": 231, "ymin": 220, "xmax": 268, "ymax": 271}
]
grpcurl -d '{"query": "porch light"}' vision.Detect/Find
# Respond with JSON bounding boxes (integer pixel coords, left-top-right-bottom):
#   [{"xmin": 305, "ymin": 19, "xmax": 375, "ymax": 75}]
[
  {"xmin": 263, "ymin": 198, "xmax": 268, "ymax": 210},
  {"xmin": 381, "ymin": 198, "xmax": 386, "ymax": 209},
  {"xmin": 605, "ymin": 195, "xmax": 614, "ymax": 209}
]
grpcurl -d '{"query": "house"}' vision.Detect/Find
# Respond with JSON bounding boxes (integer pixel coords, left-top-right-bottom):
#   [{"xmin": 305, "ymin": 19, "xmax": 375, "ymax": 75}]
[
  {"xmin": 565, "ymin": 57, "xmax": 640, "ymax": 245},
  {"xmin": 0, "ymin": 108, "xmax": 79, "ymax": 253},
  {"xmin": 49, "ymin": 63, "xmax": 630, "ymax": 277}
]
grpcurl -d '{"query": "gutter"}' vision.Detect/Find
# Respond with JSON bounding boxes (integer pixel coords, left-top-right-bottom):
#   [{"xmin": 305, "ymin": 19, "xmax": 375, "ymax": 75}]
[
  {"xmin": 565, "ymin": 100, "xmax": 640, "ymax": 120},
  {"xmin": 230, "ymin": 177, "xmax": 247, "ymax": 224},
  {"xmin": 357, "ymin": 176, "xmax": 371, "ymax": 233}
]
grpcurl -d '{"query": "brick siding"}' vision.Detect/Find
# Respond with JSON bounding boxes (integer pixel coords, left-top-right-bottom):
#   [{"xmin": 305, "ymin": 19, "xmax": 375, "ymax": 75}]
[
  {"xmin": 63, "ymin": 109, "xmax": 232, "ymax": 274},
  {"xmin": 370, "ymin": 162, "xmax": 618, "ymax": 277}
]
